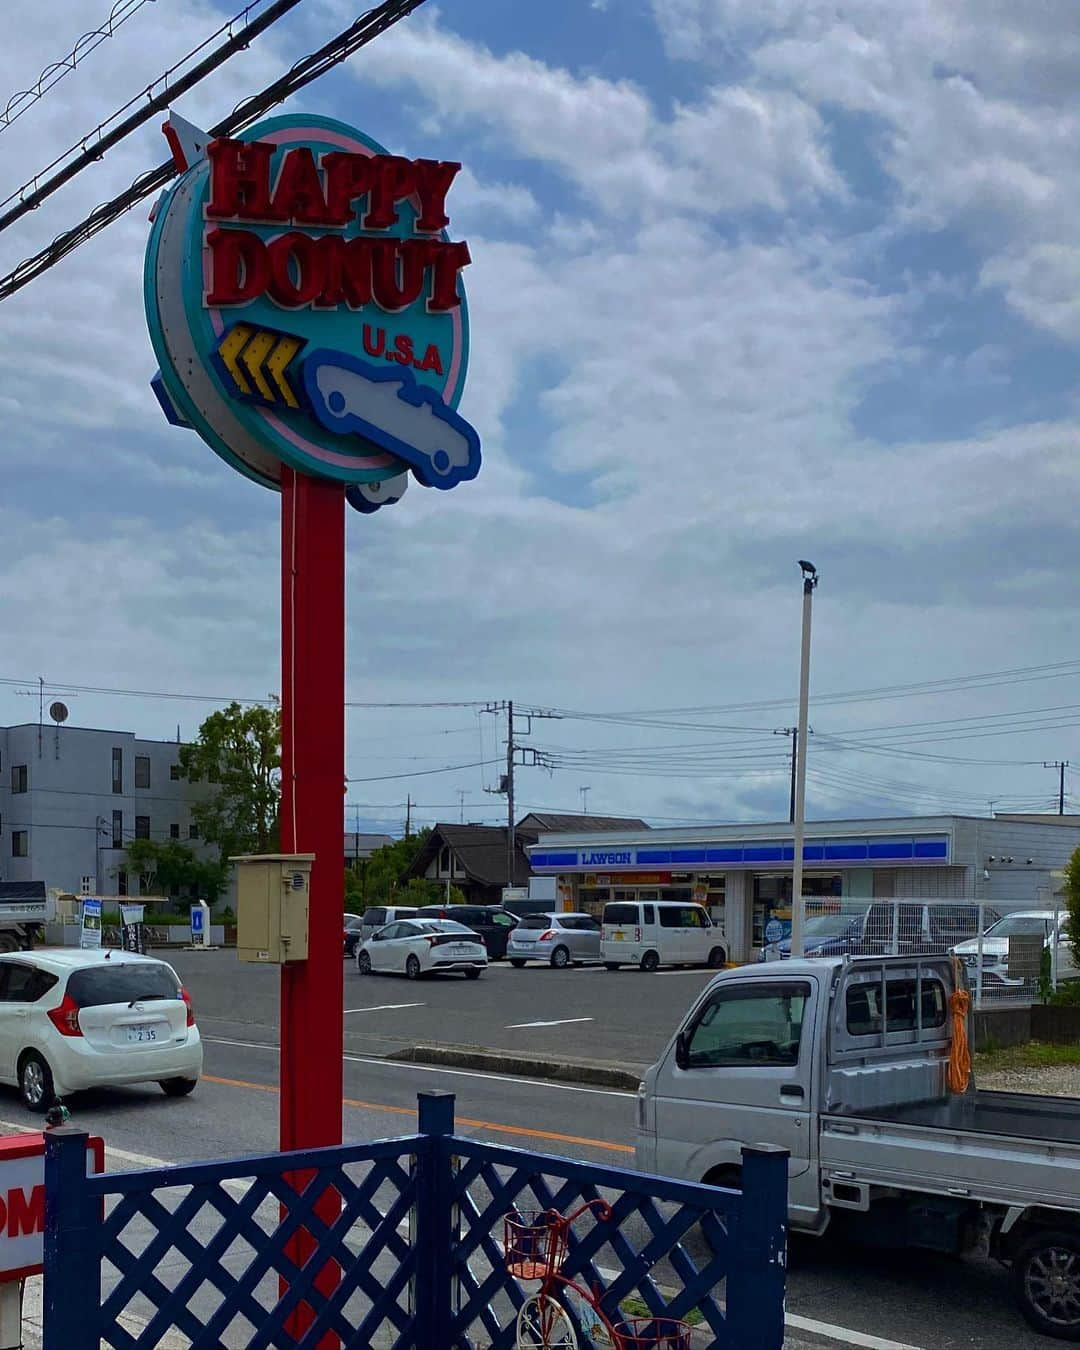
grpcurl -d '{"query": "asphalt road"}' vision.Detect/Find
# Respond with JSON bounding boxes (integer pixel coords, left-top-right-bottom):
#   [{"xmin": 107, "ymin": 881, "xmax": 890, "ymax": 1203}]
[{"xmin": 2, "ymin": 949, "xmax": 1060, "ymax": 1350}]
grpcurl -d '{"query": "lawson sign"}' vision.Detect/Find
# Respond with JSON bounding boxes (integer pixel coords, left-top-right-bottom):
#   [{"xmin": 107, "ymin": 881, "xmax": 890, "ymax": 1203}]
[{"xmin": 529, "ymin": 834, "xmax": 951, "ymax": 873}]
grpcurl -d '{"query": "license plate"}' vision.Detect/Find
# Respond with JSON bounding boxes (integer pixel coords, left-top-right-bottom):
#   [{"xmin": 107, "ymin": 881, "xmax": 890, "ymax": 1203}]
[
  {"xmin": 449, "ymin": 944, "xmax": 471, "ymax": 953},
  {"xmin": 613, "ymin": 932, "xmax": 624, "ymax": 941},
  {"xmin": 126, "ymin": 1024, "xmax": 159, "ymax": 1044}
]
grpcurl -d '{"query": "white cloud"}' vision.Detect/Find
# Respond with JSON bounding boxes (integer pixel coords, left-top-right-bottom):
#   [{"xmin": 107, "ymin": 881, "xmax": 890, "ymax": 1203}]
[{"xmin": 356, "ymin": 13, "xmax": 842, "ymax": 218}]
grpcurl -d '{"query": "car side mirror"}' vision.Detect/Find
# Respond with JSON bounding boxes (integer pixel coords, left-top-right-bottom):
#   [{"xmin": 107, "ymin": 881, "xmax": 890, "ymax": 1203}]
[{"xmin": 675, "ymin": 1031, "xmax": 690, "ymax": 1071}]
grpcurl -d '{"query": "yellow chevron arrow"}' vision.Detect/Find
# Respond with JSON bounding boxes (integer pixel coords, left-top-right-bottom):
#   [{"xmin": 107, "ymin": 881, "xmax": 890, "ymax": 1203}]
[
  {"xmin": 217, "ymin": 323, "xmax": 255, "ymax": 396},
  {"xmin": 265, "ymin": 333, "xmax": 303, "ymax": 408},
  {"xmin": 239, "ymin": 329, "xmax": 277, "ymax": 402}
]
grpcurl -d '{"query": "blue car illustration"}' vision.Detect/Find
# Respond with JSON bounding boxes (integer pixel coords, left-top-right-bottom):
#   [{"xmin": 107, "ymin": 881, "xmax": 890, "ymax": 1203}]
[
  {"xmin": 346, "ymin": 467, "xmax": 410, "ymax": 514},
  {"xmin": 303, "ymin": 350, "xmax": 481, "ymax": 490}
]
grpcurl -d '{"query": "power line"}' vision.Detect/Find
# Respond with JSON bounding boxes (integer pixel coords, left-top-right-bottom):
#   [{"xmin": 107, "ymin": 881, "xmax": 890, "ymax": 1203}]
[
  {"xmin": 0, "ymin": 0, "xmax": 303, "ymax": 236},
  {"xmin": 0, "ymin": 0, "xmax": 430, "ymax": 302},
  {"xmin": 0, "ymin": 0, "xmax": 158, "ymax": 135}
]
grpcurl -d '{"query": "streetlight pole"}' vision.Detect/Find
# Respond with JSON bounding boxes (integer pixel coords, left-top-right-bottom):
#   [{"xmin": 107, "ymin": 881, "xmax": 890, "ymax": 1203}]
[{"xmin": 790, "ymin": 561, "xmax": 819, "ymax": 959}]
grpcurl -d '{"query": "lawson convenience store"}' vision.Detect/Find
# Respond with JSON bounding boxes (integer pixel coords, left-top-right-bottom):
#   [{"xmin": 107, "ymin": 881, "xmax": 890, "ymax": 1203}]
[{"xmin": 525, "ymin": 814, "xmax": 1080, "ymax": 962}]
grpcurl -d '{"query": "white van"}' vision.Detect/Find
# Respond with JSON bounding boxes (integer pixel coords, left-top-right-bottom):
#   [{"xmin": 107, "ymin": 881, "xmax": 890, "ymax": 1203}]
[{"xmin": 601, "ymin": 900, "xmax": 725, "ymax": 972}]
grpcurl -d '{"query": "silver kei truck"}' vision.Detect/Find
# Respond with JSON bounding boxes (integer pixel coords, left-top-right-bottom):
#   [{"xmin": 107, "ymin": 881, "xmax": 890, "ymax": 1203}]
[{"xmin": 636, "ymin": 954, "xmax": 1080, "ymax": 1341}]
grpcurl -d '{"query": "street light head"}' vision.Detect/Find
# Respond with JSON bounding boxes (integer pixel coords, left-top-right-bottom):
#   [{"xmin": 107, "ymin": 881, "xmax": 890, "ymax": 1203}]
[
  {"xmin": 798, "ymin": 559, "xmax": 817, "ymax": 577},
  {"xmin": 797, "ymin": 559, "xmax": 819, "ymax": 591}
]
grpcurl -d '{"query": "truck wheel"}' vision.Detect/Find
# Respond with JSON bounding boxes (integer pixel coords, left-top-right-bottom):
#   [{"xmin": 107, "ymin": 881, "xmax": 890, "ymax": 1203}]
[
  {"xmin": 1013, "ymin": 1229, "xmax": 1080, "ymax": 1340},
  {"xmin": 0, "ymin": 933, "xmax": 21, "ymax": 955},
  {"xmin": 640, "ymin": 950, "xmax": 660, "ymax": 973},
  {"xmin": 708, "ymin": 946, "xmax": 726, "ymax": 968}
]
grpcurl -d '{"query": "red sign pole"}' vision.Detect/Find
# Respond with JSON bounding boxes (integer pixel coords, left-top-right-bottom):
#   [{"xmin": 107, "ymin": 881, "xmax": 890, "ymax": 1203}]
[{"xmin": 279, "ymin": 466, "xmax": 345, "ymax": 1342}]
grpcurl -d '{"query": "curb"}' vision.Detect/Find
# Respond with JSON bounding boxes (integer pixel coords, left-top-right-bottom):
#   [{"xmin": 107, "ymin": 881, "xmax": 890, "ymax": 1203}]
[{"xmin": 386, "ymin": 1043, "xmax": 644, "ymax": 1091}]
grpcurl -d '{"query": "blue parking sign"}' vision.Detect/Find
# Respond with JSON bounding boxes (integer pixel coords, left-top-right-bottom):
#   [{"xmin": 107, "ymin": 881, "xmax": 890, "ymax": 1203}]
[{"xmin": 191, "ymin": 907, "xmax": 204, "ymax": 937}]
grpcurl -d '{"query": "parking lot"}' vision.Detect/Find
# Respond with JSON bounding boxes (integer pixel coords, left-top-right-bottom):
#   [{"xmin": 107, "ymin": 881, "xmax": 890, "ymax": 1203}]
[{"xmin": 171, "ymin": 947, "xmax": 717, "ymax": 1072}]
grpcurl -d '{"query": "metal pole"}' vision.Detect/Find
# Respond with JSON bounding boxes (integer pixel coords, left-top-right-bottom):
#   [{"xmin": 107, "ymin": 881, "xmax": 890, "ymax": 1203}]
[
  {"xmin": 279, "ymin": 468, "xmax": 344, "ymax": 1341},
  {"xmin": 506, "ymin": 701, "xmax": 515, "ymax": 894},
  {"xmin": 789, "ymin": 728, "xmax": 797, "ymax": 825},
  {"xmin": 790, "ymin": 563, "xmax": 818, "ymax": 960},
  {"xmin": 279, "ymin": 466, "xmax": 345, "ymax": 1154}
]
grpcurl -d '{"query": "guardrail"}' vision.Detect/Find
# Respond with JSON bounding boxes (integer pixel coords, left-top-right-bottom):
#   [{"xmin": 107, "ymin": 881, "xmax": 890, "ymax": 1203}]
[{"xmin": 42, "ymin": 1092, "xmax": 787, "ymax": 1348}]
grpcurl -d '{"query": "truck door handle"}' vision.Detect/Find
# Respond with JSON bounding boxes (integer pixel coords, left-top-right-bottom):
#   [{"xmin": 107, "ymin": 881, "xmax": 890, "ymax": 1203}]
[{"xmin": 780, "ymin": 1085, "xmax": 804, "ymax": 1103}]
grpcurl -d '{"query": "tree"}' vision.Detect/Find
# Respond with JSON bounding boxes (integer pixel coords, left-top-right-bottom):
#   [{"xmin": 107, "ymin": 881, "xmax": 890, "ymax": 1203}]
[
  {"xmin": 1063, "ymin": 845, "xmax": 1080, "ymax": 958},
  {"xmin": 179, "ymin": 701, "xmax": 281, "ymax": 863},
  {"xmin": 123, "ymin": 838, "xmax": 229, "ymax": 904}
]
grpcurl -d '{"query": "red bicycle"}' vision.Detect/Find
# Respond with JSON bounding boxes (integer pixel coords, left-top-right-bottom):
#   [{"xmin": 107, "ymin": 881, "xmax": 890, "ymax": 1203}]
[{"xmin": 504, "ymin": 1201, "xmax": 692, "ymax": 1349}]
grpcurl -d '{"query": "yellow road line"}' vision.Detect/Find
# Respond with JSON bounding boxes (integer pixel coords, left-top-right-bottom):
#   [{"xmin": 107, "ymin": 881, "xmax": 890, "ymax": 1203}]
[{"xmin": 200, "ymin": 1073, "xmax": 634, "ymax": 1154}]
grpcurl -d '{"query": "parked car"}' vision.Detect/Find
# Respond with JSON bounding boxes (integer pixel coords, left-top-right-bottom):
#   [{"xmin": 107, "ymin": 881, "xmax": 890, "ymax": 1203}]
[
  {"xmin": 506, "ymin": 913, "xmax": 601, "ymax": 968},
  {"xmin": 356, "ymin": 918, "xmax": 487, "ymax": 980},
  {"xmin": 418, "ymin": 905, "xmax": 520, "ymax": 959},
  {"xmin": 600, "ymin": 900, "xmax": 725, "ymax": 972},
  {"xmin": 0, "ymin": 949, "xmax": 202, "ymax": 1112},
  {"xmin": 343, "ymin": 915, "xmax": 367, "ymax": 957},
  {"xmin": 636, "ymin": 953, "xmax": 1080, "ymax": 1341},
  {"xmin": 761, "ymin": 902, "xmax": 988, "ymax": 961},
  {"xmin": 356, "ymin": 906, "xmax": 419, "ymax": 945},
  {"xmin": 952, "ymin": 910, "xmax": 1076, "ymax": 986}
]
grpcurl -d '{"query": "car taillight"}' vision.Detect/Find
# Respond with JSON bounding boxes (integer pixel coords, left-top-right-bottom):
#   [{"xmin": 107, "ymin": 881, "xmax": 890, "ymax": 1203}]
[
  {"xmin": 47, "ymin": 992, "xmax": 82, "ymax": 1037},
  {"xmin": 181, "ymin": 987, "xmax": 196, "ymax": 1027},
  {"xmin": 539, "ymin": 930, "xmax": 556, "ymax": 941}
]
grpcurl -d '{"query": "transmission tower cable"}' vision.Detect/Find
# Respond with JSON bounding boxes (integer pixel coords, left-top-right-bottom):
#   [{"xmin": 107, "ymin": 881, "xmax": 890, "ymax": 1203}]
[
  {"xmin": 0, "ymin": 0, "xmax": 157, "ymax": 134},
  {"xmin": 0, "ymin": 0, "xmax": 302, "ymax": 235},
  {"xmin": 0, "ymin": 0, "xmax": 429, "ymax": 303}
]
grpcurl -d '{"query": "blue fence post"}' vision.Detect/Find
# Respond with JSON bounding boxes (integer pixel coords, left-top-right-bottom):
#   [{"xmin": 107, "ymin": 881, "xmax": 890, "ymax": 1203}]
[
  {"xmin": 725, "ymin": 1144, "xmax": 788, "ymax": 1350},
  {"xmin": 43, "ymin": 1126, "xmax": 98, "ymax": 1350},
  {"xmin": 416, "ymin": 1092, "xmax": 455, "ymax": 1345}
]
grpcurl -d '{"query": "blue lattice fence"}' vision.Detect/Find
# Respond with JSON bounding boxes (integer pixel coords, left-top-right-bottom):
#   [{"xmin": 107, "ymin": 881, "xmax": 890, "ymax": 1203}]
[{"xmin": 43, "ymin": 1092, "xmax": 787, "ymax": 1349}]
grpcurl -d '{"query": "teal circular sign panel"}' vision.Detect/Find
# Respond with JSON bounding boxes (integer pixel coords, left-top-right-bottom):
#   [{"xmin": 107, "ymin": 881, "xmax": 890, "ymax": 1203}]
[{"xmin": 145, "ymin": 115, "xmax": 479, "ymax": 491}]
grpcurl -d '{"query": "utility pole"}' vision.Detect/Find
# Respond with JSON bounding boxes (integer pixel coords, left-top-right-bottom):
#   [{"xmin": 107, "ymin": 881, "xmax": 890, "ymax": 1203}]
[
  {"xmin": 458, "ymin": 789, "xmax": 465, "ymax": 824},
  {"xmin": 774, "ymin": 728, "xmax": 797, "ymax": 823},
  {"xmin": 405, "ymin": 794, "xmax": 412, "ymax": 838},
  {"xmin": 580, "ymin": 785, "xmax": 591, "ymax": 814},
  {"xmin": 790, "ymin": 561, "xmax": 819, "ymax": 959},
  {"xmin": 1045, "ymin": 762, "xmax": 1070, "ymax": 815},
  {"xmin": 506, "ymin": 701, "xmax": 515, "ymax": 892}
]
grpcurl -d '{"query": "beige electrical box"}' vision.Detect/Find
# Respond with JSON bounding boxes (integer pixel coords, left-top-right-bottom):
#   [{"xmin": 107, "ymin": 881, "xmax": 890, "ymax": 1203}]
[{"xmin": 232, "ymin": 854, "xmax": 314, "ymax": 963}]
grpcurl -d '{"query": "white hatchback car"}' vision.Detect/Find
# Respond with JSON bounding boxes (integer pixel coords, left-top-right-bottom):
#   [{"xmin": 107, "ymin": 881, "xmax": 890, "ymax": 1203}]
[
  {"xmin": 0, "ymin": 949, "xmax": 203, "ymax": 1112},
  {"xmin": 356, "ymin": 919, "xmax": 487, "ymax": 980}
]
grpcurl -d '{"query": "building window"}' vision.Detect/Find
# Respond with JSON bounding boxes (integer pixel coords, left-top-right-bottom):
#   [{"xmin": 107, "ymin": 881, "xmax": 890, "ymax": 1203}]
[
  {"xmin": 10, "ymin": 765, "xmax": 27, "ymax": 794},
  {"xmin": 112, "ymin": 748, "xmax": 123, "ymax": 794},
  {"xmin": 112, "ymin": 810, "xmax": 123, "ymax": 850},
  {"xmin": 11, "ymin": 831, "xmax": 27, "ymax": 858},
  {"xmin": 117, "ymin": 870, "xmax": 128, "ymax": 897},
  {"xmin": 134, "ymin": 756, "xmax": 151, "ymax": 790},
  {"xmin": 81, "ymin": 876, "xmax": 94, "ymax": 896},
  {"xmin": 170, "ymin": 823, "xmax": 180, "ymax": 840},
  {"xmin": 439, "ymin": 845, "xmax": 451, "ymax": 875},
  {"xmin": 170, "ymin": 764, "xmax": 181, "ymax": 781},
  {"xmin": 189, "ymin": 823, "xmax": 200, "ymax": 840},
  {"xmin": 135, "ymin": 816, "xmax": 150, "ymax": 840}
]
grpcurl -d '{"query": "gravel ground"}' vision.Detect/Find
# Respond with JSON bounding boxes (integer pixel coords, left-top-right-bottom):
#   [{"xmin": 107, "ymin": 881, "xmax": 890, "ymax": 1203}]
[{"xmin": 979, "ymin": 1063, "xmax": 1080, "ymax": 1095}]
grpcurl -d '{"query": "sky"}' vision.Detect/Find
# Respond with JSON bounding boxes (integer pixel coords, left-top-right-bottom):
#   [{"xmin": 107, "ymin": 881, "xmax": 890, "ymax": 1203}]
[{"xmin": 2, "ymin": 0, "xmax": 1080, "ymax": 837}]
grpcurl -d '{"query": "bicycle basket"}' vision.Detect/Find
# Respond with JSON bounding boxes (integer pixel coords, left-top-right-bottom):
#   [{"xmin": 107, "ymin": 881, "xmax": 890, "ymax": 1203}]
[
  {"xmin": 612, "ymin": 1316, "xmax": 694, "ymax": 1350},
  {"xmin": 503, "ymin": 1210, "xmax": 568, "ymax": 1280}
]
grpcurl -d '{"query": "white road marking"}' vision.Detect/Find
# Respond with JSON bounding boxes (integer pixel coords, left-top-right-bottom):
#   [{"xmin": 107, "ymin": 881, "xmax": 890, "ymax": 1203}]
[
  {"xmin": 784, "ymin": 1314, "xmax": 923, "ymax": 1350},
  {"xmin": 344, "ymin": 1002, "xmax": 425, "ymax": 1014},
  {"xmin": 505, "ymin": 1017, "xmax": 595, "ymax": 1029},
  {"xmin": 203, "ymin": 1035, "xmax": 636, "ymax": 1098},
  {"xmin": 0, "ymin": 1120, "xmax": 169, "ymax": 1170}
]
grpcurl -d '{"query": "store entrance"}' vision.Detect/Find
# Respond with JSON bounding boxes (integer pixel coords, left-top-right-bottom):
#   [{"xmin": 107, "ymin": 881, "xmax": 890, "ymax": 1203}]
[{"xmin": 753, "ymin": 873, "xmax": 841, "ymax": 948}]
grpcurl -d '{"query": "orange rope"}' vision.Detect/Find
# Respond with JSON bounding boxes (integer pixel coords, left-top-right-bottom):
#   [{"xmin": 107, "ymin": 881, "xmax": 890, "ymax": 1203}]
[{"xmin": 948, "ymin": 986, "xmax": 971, "ymax": 1093}]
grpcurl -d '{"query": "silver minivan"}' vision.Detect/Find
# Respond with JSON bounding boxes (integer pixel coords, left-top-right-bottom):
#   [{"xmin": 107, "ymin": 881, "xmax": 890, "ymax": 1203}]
[{"xmin": 506, "ymin": 913, "xmax": 602, "ymax": 968}]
